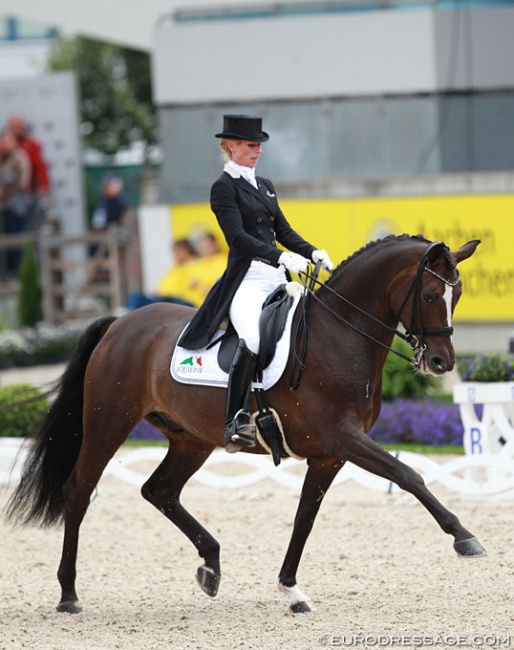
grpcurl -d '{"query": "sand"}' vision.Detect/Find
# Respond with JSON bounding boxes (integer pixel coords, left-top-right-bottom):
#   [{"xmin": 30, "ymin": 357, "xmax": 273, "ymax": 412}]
[{"xmin": 1, "ymin": 451, "xmax": 513, "ymax": 650}]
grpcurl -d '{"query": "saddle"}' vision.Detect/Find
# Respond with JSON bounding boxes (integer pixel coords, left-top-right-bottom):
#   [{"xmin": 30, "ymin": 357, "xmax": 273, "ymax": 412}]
[
  {"xmin": 217, "ymin": 284, "xmax": 295, "ymax": 373},
  {"xmin": 216, "ymin": 283, "xmax": 298, "ymax": 466}
]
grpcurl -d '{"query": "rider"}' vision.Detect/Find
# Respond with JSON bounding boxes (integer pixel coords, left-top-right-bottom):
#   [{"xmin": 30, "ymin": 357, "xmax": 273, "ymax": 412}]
[{"xmin": 177, "ymin": 114, "xmax": 333, "ymax": 453}]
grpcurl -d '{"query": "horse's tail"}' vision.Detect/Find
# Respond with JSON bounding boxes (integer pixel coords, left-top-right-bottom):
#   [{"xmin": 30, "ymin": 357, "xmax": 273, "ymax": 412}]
[{"xmin": 4, "ymin": 316, "xmax": 117, "ymax": 527}]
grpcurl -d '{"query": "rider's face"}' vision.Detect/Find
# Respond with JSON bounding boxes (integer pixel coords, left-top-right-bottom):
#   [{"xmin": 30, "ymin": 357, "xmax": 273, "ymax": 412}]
[{"xmin": 229, "ymin": 140, "xmax": 263, "ymax": 168}]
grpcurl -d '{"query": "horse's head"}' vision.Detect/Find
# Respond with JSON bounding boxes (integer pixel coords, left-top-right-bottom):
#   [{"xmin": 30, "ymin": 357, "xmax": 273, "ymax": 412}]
[{"xmin": 393, "ymin": 239, "xmax": 480, "ymax": 375}]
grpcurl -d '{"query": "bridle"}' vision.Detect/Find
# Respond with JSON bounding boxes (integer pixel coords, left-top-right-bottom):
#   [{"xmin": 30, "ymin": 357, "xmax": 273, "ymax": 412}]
[
  {"xmin": 394, "ymin": 240, "xmax": 460, "ymax": 365},
  {"xmin": 291, "ymin": 241, "xmax": 460, "ymax": 388}
]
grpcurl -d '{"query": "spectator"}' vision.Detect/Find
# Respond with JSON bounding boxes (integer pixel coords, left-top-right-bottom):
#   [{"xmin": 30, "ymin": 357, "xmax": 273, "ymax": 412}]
[
  {"xmin": 188, "ymin": 232, "xmax": 227, "ymax": 304},
  {"xmin": 7, "ymin": 113, "xmax": 51, "ymax": 228},
  {"xmin": 0, "ymin": 128, "xmax": 33, "ymax": 275},
  {"xmin": 91, "ymin": 173, "xmax": 130, "ymax": 230},
  {"xmin": 127, "ymin": 238, "xmax": 201, "ymax": 310}
]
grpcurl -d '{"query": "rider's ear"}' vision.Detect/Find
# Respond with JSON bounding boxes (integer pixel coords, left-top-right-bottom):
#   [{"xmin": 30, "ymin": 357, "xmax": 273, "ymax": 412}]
[{"xmin": 453, "ymin": 240, "xmax": 481, "ymax": 264}]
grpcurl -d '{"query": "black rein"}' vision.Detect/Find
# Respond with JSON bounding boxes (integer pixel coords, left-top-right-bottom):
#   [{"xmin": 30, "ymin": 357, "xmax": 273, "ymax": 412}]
[{"xmin": 290, "ymin": 241, "xmax": 460, "ymax": 388}]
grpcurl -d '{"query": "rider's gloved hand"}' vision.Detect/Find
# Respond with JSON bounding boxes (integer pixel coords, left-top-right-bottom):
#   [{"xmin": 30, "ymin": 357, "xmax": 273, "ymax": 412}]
[
  {"xmin": 312, "ymin": 249, "xmax": 334, "ymax": 272},
  {"xmin": 278, "ymin": 252, "xmax": 310, "ymax": 275}
]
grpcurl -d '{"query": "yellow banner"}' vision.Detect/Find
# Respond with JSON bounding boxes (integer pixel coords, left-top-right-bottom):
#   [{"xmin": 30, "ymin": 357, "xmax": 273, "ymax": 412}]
[{"xmin": 171, "ymin": 195, "xmax": 514, "ymax": 321}]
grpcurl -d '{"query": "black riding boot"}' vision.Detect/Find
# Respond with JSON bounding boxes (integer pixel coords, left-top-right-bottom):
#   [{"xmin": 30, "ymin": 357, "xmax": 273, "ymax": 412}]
[{"xmin": 224, "ymin": 339, "xmax": 258, "ymax": 453}]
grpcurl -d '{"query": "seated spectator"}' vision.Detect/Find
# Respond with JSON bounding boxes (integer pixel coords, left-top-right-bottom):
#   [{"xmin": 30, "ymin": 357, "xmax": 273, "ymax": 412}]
[
  {"xmin": 127, "ymin": 238, "xmax": 201, "ymax": 310},
  {"xmin": 0, "ymin": 128, "xmax": 33, "ymax": 275},
  {"xmin": 188, "ymin": 232, "xmax": 227, "ymax": 304}
]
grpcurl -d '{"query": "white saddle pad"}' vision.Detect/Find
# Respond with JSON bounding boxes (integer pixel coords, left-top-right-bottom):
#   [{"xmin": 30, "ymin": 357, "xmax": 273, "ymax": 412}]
[{"xmin": 171, "ymin": 290, "xmax": 302, "ymax": 390}]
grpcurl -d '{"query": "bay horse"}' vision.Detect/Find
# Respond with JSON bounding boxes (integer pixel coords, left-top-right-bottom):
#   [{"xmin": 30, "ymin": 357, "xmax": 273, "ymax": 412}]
[{"xmin": 6, "ymin": 234, "xmax": 486, "ymax": 615}]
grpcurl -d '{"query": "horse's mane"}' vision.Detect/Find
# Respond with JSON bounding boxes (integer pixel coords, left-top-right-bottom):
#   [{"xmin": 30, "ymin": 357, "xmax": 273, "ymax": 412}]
[{"xmin": 327, "ymin": 233, "xmax": 454, "ymax": 285}]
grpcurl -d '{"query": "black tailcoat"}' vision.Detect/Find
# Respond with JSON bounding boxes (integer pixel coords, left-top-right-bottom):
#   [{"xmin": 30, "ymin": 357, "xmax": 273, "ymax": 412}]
[{"xmin": 177, "ymin": 169, "xmax": 316, "ymax": 350}]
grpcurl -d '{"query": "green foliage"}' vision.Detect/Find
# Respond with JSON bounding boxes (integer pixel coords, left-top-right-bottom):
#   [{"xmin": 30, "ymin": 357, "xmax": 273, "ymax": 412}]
[
  {"xmin": 17, "ymin": 243, "xmax": 43, "ymax": 328},
  {"xmin": 0, "ymin": 384, "xmax": 49, "ymax": 438},
  {"xmin": 381, "ymin": 337, "xmax": 440, "ymax": 401},
  {"xmin": 457, "ymin": 354, "xmax": 514, "ymax": 382},
  {"xmin": 0, "ymin": 326, "xmax": 78, "ymax": 369},
  {"xmin": 47, "ymin": 35, "xmax": 157, "ymax": 158}
]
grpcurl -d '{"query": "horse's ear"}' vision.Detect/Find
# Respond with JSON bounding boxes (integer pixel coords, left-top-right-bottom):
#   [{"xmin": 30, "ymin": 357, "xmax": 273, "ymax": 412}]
[
  {"xmin": 453, "ymin": 239, "xmax": 481, "ymax": 264},
  {"xmin": 426, "ymin": 241, "xmax": 447, "ymax": 264}
]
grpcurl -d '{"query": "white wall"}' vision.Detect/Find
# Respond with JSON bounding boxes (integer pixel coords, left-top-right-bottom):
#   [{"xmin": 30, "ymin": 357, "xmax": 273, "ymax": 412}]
[
  {"xmin": 0, "ymin": 72, "xmax": 85, "ymax": 235},
  {"xmin": 137, "ymin": 204, "xmax": 172, "ymax": 293},
  {"xmin": 0, "ymin": 41, "xmax": 50, "ymax": 79},
  {"xmin": 153, "ymin": 9, "xmax": 437, "ymax": 104}
]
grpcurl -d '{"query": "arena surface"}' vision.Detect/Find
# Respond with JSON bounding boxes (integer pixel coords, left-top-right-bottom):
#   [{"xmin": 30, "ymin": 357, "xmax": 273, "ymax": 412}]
[{"xmin": 1, "ymin": 455, "xmax": 513, "ymax": 650}]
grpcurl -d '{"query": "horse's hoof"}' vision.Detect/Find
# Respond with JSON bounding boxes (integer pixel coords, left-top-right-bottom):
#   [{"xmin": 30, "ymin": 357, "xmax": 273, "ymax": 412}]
[
  {"xmin": 454, "ymin": 537, "xmax": 487, "ymax": 558},
  {"xmin": 196, "ymin": 565, "xmax": 221, "ymax": 597},
  {"xmin": 288, "ymin": 600, "xmax": 315, "ymax": 614},
  {"xmin": 56, "ymin": 600, "xmax": 82, "ymax": 614}
]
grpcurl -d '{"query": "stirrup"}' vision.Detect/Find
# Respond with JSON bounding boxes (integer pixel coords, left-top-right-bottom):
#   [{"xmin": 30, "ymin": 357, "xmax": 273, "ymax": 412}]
[{"xmin": 224, "ymin": 410, "xmax": 256, "ymax": 454}]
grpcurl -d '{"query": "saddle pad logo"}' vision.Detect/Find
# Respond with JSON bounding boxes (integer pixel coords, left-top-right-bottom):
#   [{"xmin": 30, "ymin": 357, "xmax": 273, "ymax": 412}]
[{"xmin": 176, "ymin": 355, "xmax": 203, "ymax": 375}]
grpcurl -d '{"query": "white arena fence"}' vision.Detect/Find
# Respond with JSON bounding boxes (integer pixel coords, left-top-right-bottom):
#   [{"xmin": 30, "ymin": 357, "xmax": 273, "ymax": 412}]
[{"xmin": 1, "ymin": 439, "xmax": 514, "ymax": 500}]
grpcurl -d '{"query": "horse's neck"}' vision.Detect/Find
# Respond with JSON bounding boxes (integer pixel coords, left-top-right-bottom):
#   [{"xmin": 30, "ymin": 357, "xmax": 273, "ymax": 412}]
[{"xmin": 321, "ymin": 257, "xmax": 400, "ymax": 331}]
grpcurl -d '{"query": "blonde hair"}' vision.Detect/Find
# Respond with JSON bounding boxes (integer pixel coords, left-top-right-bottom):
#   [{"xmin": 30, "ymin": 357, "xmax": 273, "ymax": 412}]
[{"xmin": 219, "ymin": 138, "xmax": 233, "ymax": 162}]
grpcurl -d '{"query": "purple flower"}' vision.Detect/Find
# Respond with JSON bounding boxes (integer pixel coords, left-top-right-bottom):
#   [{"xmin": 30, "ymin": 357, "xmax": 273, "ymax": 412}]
[
  {"xmin": 129, "ymin": 419, "xmax": 163, "ymax": 440},
  {"xmin": 369, "ymin": 399, "xmax": 465, "ymax": 446}
]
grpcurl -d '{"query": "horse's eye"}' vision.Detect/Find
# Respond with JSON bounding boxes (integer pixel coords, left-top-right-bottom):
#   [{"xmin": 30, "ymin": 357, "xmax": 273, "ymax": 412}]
[{"xmin": 423, "ymin": 293, "xmax": 434, "ymax": 304}]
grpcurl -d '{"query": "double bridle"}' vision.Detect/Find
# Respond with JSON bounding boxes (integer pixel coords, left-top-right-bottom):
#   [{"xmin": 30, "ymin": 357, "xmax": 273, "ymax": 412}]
[
  {"xmin": 293, "ymin": 241, "xmax": 459, "ymax": 384},
  {"xmin": 394, "ymin": 240, "xmax": 460, "ymax": 364}
]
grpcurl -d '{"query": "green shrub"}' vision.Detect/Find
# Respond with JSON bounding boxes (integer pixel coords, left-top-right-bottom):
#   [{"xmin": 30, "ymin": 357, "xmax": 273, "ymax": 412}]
[
  {"xmin": 0, "ymin": 384, "xmax": 49, "ymax": 438},
  {"xmin": 457, "ymin": 353, "xmax": 514, "ymax": 382},
  {"xmin": 18, "ymin": 242, "xmax": 43, "ymax": 328},
  {"xmin": 382, "ymin": 337, "xmax": 440, "ymax": 401}
]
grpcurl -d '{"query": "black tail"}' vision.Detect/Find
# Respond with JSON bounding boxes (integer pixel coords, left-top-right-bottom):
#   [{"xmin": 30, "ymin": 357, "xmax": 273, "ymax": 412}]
[{"xmin": 4, "ymin": 316, "xmax": 117, "ymax": 527}]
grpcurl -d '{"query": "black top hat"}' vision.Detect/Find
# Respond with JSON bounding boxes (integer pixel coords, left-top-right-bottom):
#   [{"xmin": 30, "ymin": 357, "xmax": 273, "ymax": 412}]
[{"xmin": 215, "ymin": 114, "xmax": 269, "ymax": 142}]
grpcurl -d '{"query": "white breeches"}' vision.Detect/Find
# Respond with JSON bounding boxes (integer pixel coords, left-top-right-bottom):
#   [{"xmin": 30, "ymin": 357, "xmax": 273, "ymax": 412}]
[{"xmin": 229, "ymin": 260, "xmax": 287, "ymax": 354}]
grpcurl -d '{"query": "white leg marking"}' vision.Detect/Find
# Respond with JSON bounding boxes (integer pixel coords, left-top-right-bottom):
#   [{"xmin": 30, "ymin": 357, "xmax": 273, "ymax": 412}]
[{"xmin": 278, "ymin": 582, "xmax": 311, "ymax": 607}]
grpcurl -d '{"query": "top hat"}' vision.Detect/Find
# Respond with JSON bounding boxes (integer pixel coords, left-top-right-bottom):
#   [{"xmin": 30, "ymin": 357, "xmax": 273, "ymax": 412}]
[{"xmin": 215, "ymin": 114, "xmax": 269, "ymax": 142}]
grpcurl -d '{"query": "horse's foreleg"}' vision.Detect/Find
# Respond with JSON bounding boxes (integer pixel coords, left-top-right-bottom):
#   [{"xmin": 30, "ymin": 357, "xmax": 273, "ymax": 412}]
[
  {"xmin": 278, "ymin": 458, "xmax": 345, "ymax": 613},
  {"xmin": 340, "ymin": 430, "xmax": 486, "ymax": 556},
  {"xmin": 140, "ymin": 436, "xmax": 221, "ymax": 598}
]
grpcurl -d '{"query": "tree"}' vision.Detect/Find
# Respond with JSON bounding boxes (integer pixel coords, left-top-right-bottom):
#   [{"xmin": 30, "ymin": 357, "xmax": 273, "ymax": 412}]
[{"xmin": 47, "ymin": 35, "xmax": 157, "ymax": 159}]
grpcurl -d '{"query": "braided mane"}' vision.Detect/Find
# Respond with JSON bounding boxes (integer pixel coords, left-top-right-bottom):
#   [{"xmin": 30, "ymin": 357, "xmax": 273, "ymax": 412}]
[
  {"xmin": 332, "ymin": 233, "xmax": 430, "ymax": 277},
  {"xmin": 326, "ymin": 232, "xmax": 460, "ymax": 285}
]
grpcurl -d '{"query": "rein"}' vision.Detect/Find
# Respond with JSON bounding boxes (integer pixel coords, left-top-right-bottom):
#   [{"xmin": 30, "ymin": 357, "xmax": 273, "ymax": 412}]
[{"xmin": 290, "ymin": 241, "xmax": 459, "ymax": 387}]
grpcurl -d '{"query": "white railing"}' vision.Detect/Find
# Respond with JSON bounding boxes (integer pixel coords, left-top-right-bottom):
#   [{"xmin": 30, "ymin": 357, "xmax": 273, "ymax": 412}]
[{"xmin": 2, "ymin": 439, "xmax": 514, "ymax": 499}]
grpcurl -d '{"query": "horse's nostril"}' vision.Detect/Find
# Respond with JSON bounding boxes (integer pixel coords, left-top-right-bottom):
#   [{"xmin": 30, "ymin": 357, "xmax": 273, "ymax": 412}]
[{"xmin": 431, "ymin": 356, "xmax": 448, "ymax": 373}]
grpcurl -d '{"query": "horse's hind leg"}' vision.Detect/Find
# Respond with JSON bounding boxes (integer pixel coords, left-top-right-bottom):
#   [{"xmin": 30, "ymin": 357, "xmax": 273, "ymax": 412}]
[
  {"xmin": 340, "ymin": 429, "xmax": 487, "ymax": 557},
  {"xmin": 57, "ymin": 432, "xmax": 129, "ymax": 613},
  {"xmin": 140, "ymin": 436, "xmax": 221, "ymax": 597}
]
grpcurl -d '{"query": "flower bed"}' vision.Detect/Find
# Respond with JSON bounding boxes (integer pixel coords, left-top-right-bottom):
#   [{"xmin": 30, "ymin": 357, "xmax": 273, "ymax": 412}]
[
  {"xmin": 457, "ymin": 353, "xmax": 514, "ymax": 382},
  {"xmin": 369, "ymin": 398, "xmax": 466, "ymax": 446},
  {"xmin": 129, "ymin": 398, "xmax": 466, "ymax": 447},
  {"xmin": 0, "ymin": 326, "xmax": 78, "ymax": 369}
]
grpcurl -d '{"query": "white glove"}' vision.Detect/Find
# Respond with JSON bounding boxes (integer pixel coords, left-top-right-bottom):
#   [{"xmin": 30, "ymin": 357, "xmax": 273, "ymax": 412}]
[
  {"xmin": 278, "ymin": 252, "xmax": 310, "ymax": 274},
  {"xmin": 312, "ymin": 249, "xmax": 334, "ymax": 272}
]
